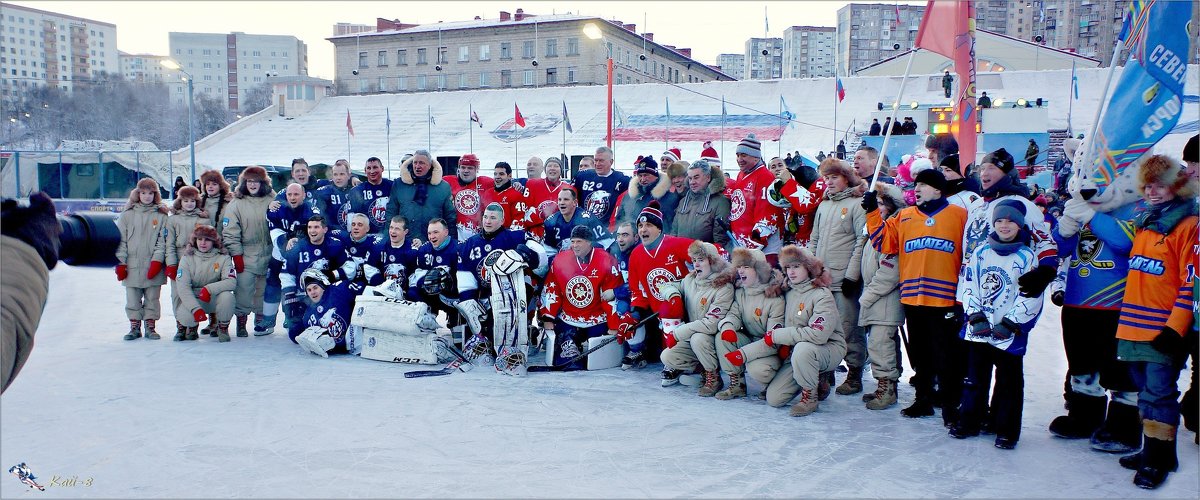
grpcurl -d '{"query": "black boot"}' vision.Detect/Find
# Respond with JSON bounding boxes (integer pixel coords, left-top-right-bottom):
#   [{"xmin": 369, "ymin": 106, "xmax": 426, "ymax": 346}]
[
  {"xmin": 902, "ymin": 392, "xmax": 936, "ymax": 418},
  {"xmin": 1091, "ymin": 401, "xmax": 1142, "ymax": 453},
  {"xmin": 1133, "ymin": 430, "xmax": 1178, "ymax": 490},
  {"xmin": 1050, "ymin": 393, "xmax": 1108, "ymax": 439}
]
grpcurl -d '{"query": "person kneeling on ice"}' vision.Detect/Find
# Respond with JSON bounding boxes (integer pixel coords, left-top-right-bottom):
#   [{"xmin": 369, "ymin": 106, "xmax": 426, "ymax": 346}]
[
  {"xmin": 174, "ymin": 225, "xmax": 237, "ymax": 341},
  {"xmin": 714, "ymin": 248, "xmax": 786, "ymax": 400},
  {"xmin": 539, "ymin": 225, "xmax": 625, "ymax": 371},
  {"xmin": 951, "ymin": 199, "xmax": 1045, "ymax": 449},
  {"xmin": 659, "ymin": 241, "xmax": 735, "ymax": 394},
  {"xmin": 724, "ymin": 245, "xmax": 845, "ymax": 416},
  {"xmin": 294, "ymin": 266, "xmax": 364, "ymax": 357}
]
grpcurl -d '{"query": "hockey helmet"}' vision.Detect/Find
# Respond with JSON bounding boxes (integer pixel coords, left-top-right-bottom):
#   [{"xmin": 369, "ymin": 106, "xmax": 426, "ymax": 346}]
[{"xmin": 301, "ymin": 267, "xmax": 331, "ymax": 289}]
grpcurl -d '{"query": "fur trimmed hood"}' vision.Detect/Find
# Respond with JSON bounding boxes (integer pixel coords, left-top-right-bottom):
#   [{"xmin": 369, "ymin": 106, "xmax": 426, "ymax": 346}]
[
  {"xmin": 398, "ymin": 156, "xmax": 445, "ymax": 186},
  {"xmin": 234, "ymin": 166, "xmax": 274, "ymax": 199},
  {"xmin": 731, "ymin": 247, "xmax": 772, "ymax": 285},
  {"xmin": 688, "ymin": 240, "xmax": 735, "ymax": 287},
  {"xmin": 628, "ymin": 170, "xmax": 672, "ymax": 199}
]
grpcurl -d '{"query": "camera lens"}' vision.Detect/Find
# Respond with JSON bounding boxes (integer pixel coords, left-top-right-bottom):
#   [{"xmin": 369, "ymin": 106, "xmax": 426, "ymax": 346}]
[{"xmin": 58, "ymin": 212, "xmax": 120, "ymax": 267}]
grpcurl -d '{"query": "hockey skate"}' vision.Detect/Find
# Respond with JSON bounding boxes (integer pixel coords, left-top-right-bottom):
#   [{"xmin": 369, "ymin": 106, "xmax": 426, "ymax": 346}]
[
  {"xmin": 621, "ymin": 351, "xmax": 647, "ymax": 370},
  {"xmin": 661, "ymin": 368, "xmax": 683, "ymax": 387}
]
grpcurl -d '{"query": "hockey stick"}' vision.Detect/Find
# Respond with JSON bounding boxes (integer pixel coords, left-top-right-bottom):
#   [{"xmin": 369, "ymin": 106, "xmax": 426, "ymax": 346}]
[
  {"xmin": 528, "ymin": 312, "xmax": 660, "ymax": 373},
  {"xmin": 403, "ymin": 338, "xmax": 474, "ymax": 378}
]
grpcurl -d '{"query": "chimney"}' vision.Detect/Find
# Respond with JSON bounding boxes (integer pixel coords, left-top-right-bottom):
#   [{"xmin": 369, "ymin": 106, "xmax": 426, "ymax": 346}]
[
  {"xmin": 377, "ymin": 17, "xmax": 418, "ymax": 31},
  {"xmin": 474, "ymin": 16, "xmax": 481, "ymax": 20},
  {"xmin": 679, "ymin": 48, "xmax": 691, "ymax": 58},
  {"xmin": 500, "ymin": 11, "xmax": 511, "ymax": 21},
  {"xmin": 644, "ymin": 32, "xmax": 653, "ymax": 42},
  {"xmin": 515, "ymin": 8, "xmax": 524, "ymax": 21},
  {"xmin": 623, "ymin": 23, "xmax": 636, "ymax": 32}
]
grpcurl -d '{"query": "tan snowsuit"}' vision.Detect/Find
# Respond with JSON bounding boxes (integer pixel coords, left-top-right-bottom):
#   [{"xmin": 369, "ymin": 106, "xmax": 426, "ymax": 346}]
[
  {"xmin": 164, "ymin": 207, "xmax": 205, "ymax": 310},
  {"xmin": 1, "ymin": 236, "xmax": 50, "ymax": 393},
  {"xmin": 221, "ymin": 188, "xmax": 275, "ymax": 317},
  {"xmin": 117, "ymin": 202, "xmax": 169, "ymax": 320},
  {"xmin": 741, "ymin": 280, "xmax": 845, "ymax": 407},
  {"xmin": 716, "ymin": 282, "xmax": 786, "ymax": 375},
  {"xmin": 859, "ymin": 243, "xmax": 904, "ymax": 380},
  {"xmin": 659, "ymin": 268, "xmax": 735, "ymax": 372},
  {"xmin": 808, "ymin": 186, "xmax": 867, "ymax": 371},
  {"xmin": 175, "ymin": 246, "xmax": 237, "ymax": 327}
]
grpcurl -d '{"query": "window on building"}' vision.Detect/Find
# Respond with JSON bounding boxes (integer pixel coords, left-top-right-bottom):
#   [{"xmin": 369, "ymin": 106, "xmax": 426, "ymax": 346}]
[
  {"xmin": 437, "ymin": 74, "xmax": 446, "ymax": 89},
  {"xmin": 522, "ymin": 41, "xmax": 535, "ymax": 59},
  {"xmin": 479, "ymin": 44, "xmax": 490, "ymax": 61},
  {"xmin": 203, "ymin": 49, "xmax": 211, "ymax": 55},
  {"xmin": 253, "ymin": 63, "xmax": 262, "ymax": 70},
  {"xmin": 359, "ymin": 79, "xmax": 369, "ymax": 92},
  {"xmin": 479, "ymin": 72, "xmax": 489, "ymax": 87},
  {"xmin": 545, "ymin": 39, "xmax": 557, "ymax": 57},
  {"xmin": 397, "ymin": 76, "xmax": 407, "ymax": 90},
  {"xmin": 438, "ymin": 47, "xmax": 448, "ymax": 64},
  {"xmin": 417, "ymin": 74, "xmax": 427, "ymax": 90},
  {"xmin": 523, "ymin": 69, "xmax": 534, "ymax": 85},
  {"xmin": 417, "ymin": 48, "xmax": 427, "ymax": 64},
  {"xmin": 378, "ymin": 76, "xmax": 387, "ymax": 91},
  {"xmin": 500, "ymin": 42, "xmax": 511, "ymax": 59},
  {"xmin": 378, "ymin": 50, "xmax": 387, "ymax": 66},
  {"xmin": 397, "ymin": 49, "xmax": 407, "ymax": 65},
  {"xmin": 203, "ymin": 62, "xmax": 212, "ymax": 69},
  {"xmin": 500, "ymin": 69, "xmax": 511, "ymax": 87},
  {"xmin": 567, "ymin": 66, "xmax": 577, "ymax": 83},
  {"xmin": 358, "ymin": 52, "xmax": 368, "ymax": 68},
  {"xmin": 546, "ymin": 67, "xmax": 557, "ymax": 85},
  {"xmin": 459, "ymin": 73, "xmax": 468, "ymax": 88},
  {"xmin": 567, "ymin": 37, "xmax": 579, "ymax": 56}
]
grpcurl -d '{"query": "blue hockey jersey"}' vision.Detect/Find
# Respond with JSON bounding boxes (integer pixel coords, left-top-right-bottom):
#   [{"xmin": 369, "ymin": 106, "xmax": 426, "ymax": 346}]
[
  {"xmin": 573, "ymin": 169, "xmax": 630, "ymax": 225},
  {"xmin": 1053, "ymin": 202, "xmax": 1139, "ymax": 309},
  {"xmin": 410, "ymin": 238, "xmax": 460, "ymax": 300},
  {"xmin": 281, "ymin": 236, "xmax": 354, "ymax": 290},
  {"xmin": 267, "ymin": 201, "xmax": 322, "ymax": 260},
  {"xmin": 348, "ymin": 179, "xmax": 394, "ymax": 234},
  {"xmin": 457, "ymin": 228, "xmax": 535, "ymax": 300},
  {"xmin": 298, "ymin": 280, "xmax": 365, "ymax": 348},
  {"xmin": 542, "ymin": 209, "xmax": 613, "ymax": 258},
  {"xmin": 314, "ymin": 183, "xmax": 355, "ymax": 231}
]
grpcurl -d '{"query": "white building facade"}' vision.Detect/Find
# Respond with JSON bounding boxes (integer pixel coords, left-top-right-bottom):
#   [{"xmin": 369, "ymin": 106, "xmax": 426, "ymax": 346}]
[
  {"xmin": 783, "ymin": 26, "xmax": 835, "ymax": 79},
  {"xmin": 167, "ymin": 31, "xmax": 308, "ymax": 111},
  {"xmin": 743, "ymin": 37, "xmax": 783, "ymax": 80},
  {"xmin": 715, "ymin": 53, "xmax": 744, "ymax": 81},
  {"xmin": 0, "ymin": 2, "xmax": 118, "ymax": 103},
  {"xmin": 119, "ymin": 51, "xmax": 168, "ymax": 84}
]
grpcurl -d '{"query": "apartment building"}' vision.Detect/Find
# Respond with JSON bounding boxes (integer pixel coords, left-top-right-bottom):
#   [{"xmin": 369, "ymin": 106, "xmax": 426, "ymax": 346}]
[
  {"xmin": 167, "ymin": 31, "xmax": 308, "ymax": 111},
  {"xmin": 119, "ymin": 51, "xmax": 169, "ymax": 84},
  {"xmin": 715, "ymin": 53, "xmax": 744, "ymax": 81},
  {"xmin": 782, "ymin": 26, "xmax": 835, "ymax": 79},
  {"xmin": 0, "ymin": 2, "xmax": 118, "ymax": 103},
  {"xmin": 836, "ymin": 3, "xmax": 925, "ymax": 75}
]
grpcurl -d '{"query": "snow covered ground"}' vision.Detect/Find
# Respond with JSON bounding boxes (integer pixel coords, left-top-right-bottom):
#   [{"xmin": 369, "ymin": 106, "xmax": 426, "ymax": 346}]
[{"xmin": 1, "ymin": 264, "xmax": 1197, "ymax": 498}]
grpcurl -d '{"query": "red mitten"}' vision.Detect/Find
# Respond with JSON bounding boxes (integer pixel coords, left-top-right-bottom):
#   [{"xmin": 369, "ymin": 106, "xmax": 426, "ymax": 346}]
[
  {"xmin": 192, "ymin": 308, "xmax": 207, "ymax": 323},
  {"xmin": 233, "ymin": 255, "xmax": 245, "ymax": 274},
  {"xmin": 658, "ymin": 295, "xmax": 685, "ymax": 320},
  {"xmin": 724, "ymin": 350, "xmax": 745, "ymax": 366},
  {"xmin": 147, "ymin": 261, "xmax": 164, "ymax": 279},
  {"xmin": 663, "ymin": 332, "xmax": 678, "ymax": 349},
  {"xmin": 778, "ymin": 345, "xmax": 792, "ymax": 360},
  {"xmin": 115, "ymin": 264, "xmax": 128, "ymax": 281},
  {"xmin": 165, "ymin": 265, "xmax": 177, "ymax": 281},
  {"xmin": 721, "ymin": 330, "xmax": 738, "ymax": 342},
  {"xmin": 764, "ymin": 330, "xmax": 776, "ymax": 347},
  {"xmin": 198, "ymin": 287, "xmax": 212, "ymax": 303}
]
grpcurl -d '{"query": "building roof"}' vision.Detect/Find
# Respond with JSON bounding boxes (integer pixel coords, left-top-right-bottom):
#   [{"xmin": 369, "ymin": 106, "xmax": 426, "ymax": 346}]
[
  {"xmin": 266, "ymin": 75, "xmax": 333, "ymax": 86},
  {"xmin": 0, "ymin": 1, "xmax": 117, "ymax": 28},
  {"xmin": 857, "ymin": 29, "xmax": 1102, "ymax": 74}
]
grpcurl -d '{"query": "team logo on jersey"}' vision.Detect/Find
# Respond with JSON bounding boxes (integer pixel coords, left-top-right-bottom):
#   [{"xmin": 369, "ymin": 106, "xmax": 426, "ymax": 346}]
[
  {"xmin": 980, "ymin": 265, "xmax": 1013, "ymax": 304},
  {"xmin": 965, "ymin": 217, "xmax": 989, "ymax": 252},
  {"xmin": 904, "ymin": 236, "xmax": 956, "ymax": 253},
  {"xmin": 455, "ymin": 189, "xmax": 482, "ymax": 216},
  {"xmin": 584, "ymin": 190, "xmax": 611, "ymax": 218},
  {"xmin": 369, "ymin": 197, "xmax": 389, "ymax": 225},
  {"xmin": 646, "ymin": 268, "xmax": 676, "ymax": 301},
  {"xmin": 729, "ymin": 189, "xmax": 747, "ymax": 220},
  {"xmin": 537, "ymin": 199, "xmax": 557, "ymax": 219},
  {"xmin": 565, "ymin": 275, "xmax": 595, "ymax": 308}
]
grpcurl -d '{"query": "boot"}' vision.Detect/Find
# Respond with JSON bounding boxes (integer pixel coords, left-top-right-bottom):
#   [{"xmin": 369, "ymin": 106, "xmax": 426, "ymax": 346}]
[
  {"xmin": 698, "ymin": 370, "xmax": 723, "ymax": 397},
  {"xmin": 202, "ymin": 313, "xmax": 218, "ymax": 337},
  {"xmin": 1132, "ymin": 422, "xmax": 1178, "ymax": 490},
  {"xmin": 817, "ymin": 371, "xmax": 834, "ymax": 401},
  {"xmin": 185, "ymin": 326, "xmax": 199, "ymax": 341},
  {"xmin": 1091, "ymin": 401, "xmax": 1142, "ymax": 453},
  {"xmin": 715, "ymin": 372, "xmax": 747, "ymax": 400},
  {"xmin": 866, "ymin": 379, "xmax": 898, "ymax": 410},
  {"xmin": 217, "ymin": 322, "xmax": 231, "ymax": 342},
  {"xmin": 1049, "ymin": 393, "xmax": 1107, "ymax": 439},
  {"xmin": 144, "ymin": 319, "xmax": 159, "ymax": 339},
  {"xmin": 836, "ymin": 367, "xmax": 864, "ymax": 395},
  {"xmin": 173, "ymin": 322, "xmax": 186, "ymax": 341},
  {"xmin": 123, "ymin": 320, "xmax": 142, "ymax": 340},
  {"xmin": 236, "ymin": 315, "xmax": 249, "ymax": 337},
  {"xmin": 789, "ymin": 387, "xmax": 818, "ymax": 417},
  {"xmin": 902, "ymin": 392, "xmax": 936, "ymax": 418}
]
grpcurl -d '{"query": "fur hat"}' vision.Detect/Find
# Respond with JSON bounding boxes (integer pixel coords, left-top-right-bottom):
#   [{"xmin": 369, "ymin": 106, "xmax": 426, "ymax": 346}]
[
  {"xmin": 777, "ymin": 244, "xmax": 832, "ymax": 288},
  {"xmin": 731, "ymin": 247, "xmax": 772, "ymax": 283},
  {"xmin": 982, "ymin": 148, "xmax": 1016, "ymax": 173},
  {"xmin": 914, "ymin": 168, "xmax": 948, "ymax": 192},
  {"xmin": 459, "ymin": 153, "xmax": 481, "ymax": 167},
  {"xmin": 199, "ymin": 169, "xmax": 229, "ymax": 191},
  {"xmin": 1138, "ymin": 154, "xmax": 1196, "ymax": 198},
  {"xmin": 128, "ymin": 178, "xmax": 163, "ymax": 206},
  {"xmin": 876, "ymin": 183, "xmax": 907, "ymax": 214},
  {"xmin": 634, "ymin": 155, "xmax": 659, "ymax": 176},
  {"xmin": 637, "ymin": 201, "xmax": 665, "ymax": 230},
  {"xmin": 190, "ymin": 224, "xmax": 223, "ymax": 250},
  {"xmin": 688, "ymin": 240, "xmax": 732, "ymax": 285},
  {"xmin": 737, "ymin": 134, "xmax": 762, "ymax": 159},
  {"xmin": 700, "ymin": 141, "xmax": 721, "ymax": 166},
  {"xmin": 237, "ymin": 166, "xmax": 270, "ymax": 197},
  {"xmin": 667, "ymin": 160, "xmax": 687, "ymax": 180},
  {"xmin": 661, "ymin": 148, "xmax": 682, "ymax": 163},
  {"xmin": 818, "ymin": 157, "xmax": 861, "ymax": 187},
  {"xmin": 172, "ymin": 186, "xmax": 201, "ymax": 212}
]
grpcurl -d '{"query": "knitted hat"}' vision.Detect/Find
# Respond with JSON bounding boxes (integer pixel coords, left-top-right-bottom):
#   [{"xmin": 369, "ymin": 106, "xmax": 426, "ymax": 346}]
[
  {"xmin": 731, "ymin": 247, "xmax": 772, "ymax": 282},
  {"xmin": 737, "ymin": 134, "xmax": 762, "ymax": 159},
  {"xmin": 634, "ymin": 155, "xmax": 659, "ymax": 177},
  {"xmin": 982, "ymin": 148, "xmax": 1016, "ymax": 173},
  {"xmin": 939, "ymin": 154, "xmax": 962, "ymax": 176},
  {"xmin": 569, "ymin": 224, "xmax": 594, "ymax": 242},
  {"xmin": 637, "ymin": 200, "xmax": 665, "ymax": 230},
  {"xmin": 991, "ymin": 199, "xmax": 1027, "ymax": 227},
  {"xmin": 700, "ymin": 143, "xmax": 721, "ymax": 167},
  {"xmin": 459, "ymin": 153, "xmax": 481, "ymax": 167},
  {"xmin": 544, "ymin": 157, "xmax": 562, "ymax": 169},
  {"xmin": 914, "ymin": 168, "xmax": 948, "ymax": 192},
  {"xmin": 661, "ymin": 148, "xmax": 682, "ymax": 163}
]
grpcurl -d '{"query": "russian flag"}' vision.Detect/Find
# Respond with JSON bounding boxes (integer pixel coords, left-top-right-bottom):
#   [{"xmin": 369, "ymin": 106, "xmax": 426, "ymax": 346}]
[{"xmin": 836, "ymin": 78, "xmax": 846, "ymax": 102}]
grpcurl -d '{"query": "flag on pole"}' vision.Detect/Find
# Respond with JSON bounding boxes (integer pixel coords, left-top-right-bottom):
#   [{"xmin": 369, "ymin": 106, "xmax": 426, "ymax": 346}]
[
  {"xmin": 915, "ymin": 0, "xmax": 977, "ymax": 165},
  {"xmin": 835, "ymin": 78, "xmax": 846, "ymax": 102},
  {"xmin": 471, "ymin": 110, "xmax": 482, "ymax": 128},
  {"xmin": 1071, "ymin": 61, "xmax": 1079, "ymax": 100},
  {"xmin": 514, "ymin": 104, "xmax": 526, "ymax": 127},
  {"xmin": 562, "ymin": 101, "xmax": 573, "ymax": 133},
  {"xmin": 780, "ymin": 96, "xmax": 795, "ymax": 122},
  {"xmin": 894, "ymin": 2, "xmax": 902, "ymax": 26},
  {"xmin": 721, "ymin": 100, "xmax": 727, "ymax": 120},
  {"xmin": 613, "ymin": 101, "xmax": 628, "ymax": 127},
  {"xmin": 429, "ymin": 113, "xmax": 436, "ymax": 125},
  {"xmin": 1088, "ymin": 0, "xmax": 1188, "ymax": 190},
  {"xmin": 665, "ymin": 96, "xmax": 670, "ymax": 120},
  {"xmin": 346, "ymin": 110, "xmax": 354, "ymax": 136},
  {"xmin": 386, "ymin": 108, "xmax": 391, "ymax": 135}
]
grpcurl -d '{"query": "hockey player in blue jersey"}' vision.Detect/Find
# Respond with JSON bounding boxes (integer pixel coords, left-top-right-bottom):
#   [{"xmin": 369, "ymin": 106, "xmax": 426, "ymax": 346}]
[
  {"xmin": 542, "ymin": 188, "xmax": 613, "ymax": 261},
  {"xmin": 272, "ymin": 158, "xmax": 329, "ymax": 206},
  {"xmin": 409, "ymin": 218, "xmax": 461, "ymax": 319},
  {"xmin": 314, "ymin": 159, "xmax": 356, "ymax": 231},
  {"xmin": 377, "ymin": 215, "xmax": 419, "ymax": 292},
  {"xmin": 294, "ymin": 266, "xmax": 365, "ymax": 357},
  {"xmin": 281, "ymin": 215, "xmax": 355, "ymax": 338},
  {"xmin": 344, "ymin": 213, "xmax": 386, "ymax": 287},
  {"xmin": 348, "ymin": 156, "xmax": 394, "ymax": 234},
  {"xmin": 262, "ymin": 183, "xmax": 323, "ymax": 333},
  {"xmin": 606, "ymin": 221, "xmax": 637, "ymax": 316},
  {"xmin": 574, "ymin": 146, "xmax": 630, "ymax": 226}
]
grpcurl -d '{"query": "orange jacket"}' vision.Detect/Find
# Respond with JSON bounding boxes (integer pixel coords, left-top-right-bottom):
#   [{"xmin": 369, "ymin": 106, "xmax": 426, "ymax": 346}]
[{"xmin": 866, "ymin": 200, "xmax": 969, "ymax": 308}]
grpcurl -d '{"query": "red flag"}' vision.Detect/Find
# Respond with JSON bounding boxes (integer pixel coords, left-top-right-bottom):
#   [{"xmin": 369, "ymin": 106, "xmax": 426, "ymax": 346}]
[
  {"xmin": 915, "ymin": 0, "xmax": 977, "ymax": 165},
  {"xmin": 514, "ymin": 104, "xmax": 526, "ymax": 128},
  {"xmin": 346, "ymin": 110, "xmax": 355, "ymax": 136}
]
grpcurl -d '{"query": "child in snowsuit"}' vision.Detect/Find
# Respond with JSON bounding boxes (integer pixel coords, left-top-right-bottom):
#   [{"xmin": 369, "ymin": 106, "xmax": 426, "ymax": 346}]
[
  {"xmin": 714, "ymin": 248, "xmax": 786, "ymax": 400},
  {"xmin": 175, "ymin": 225, "xmax": 237, "ymax": 341},
  {"xmin": 164, "ymin": 186, "xmax": 208, "ymax": 339},
  {"xmin": 952, "ymin": 199, "xmax": 1044, "ymax": 449},
  {"xmin": 659, "ymin": 241, "xmax": 735, "ymax": 395},
  {"xmin": 859, "ymin": 184, "xmax": 907, "ymax": 410},
  {"xmin": 116, "ymin": 178, "xmax": 169, "ymax": 340}
]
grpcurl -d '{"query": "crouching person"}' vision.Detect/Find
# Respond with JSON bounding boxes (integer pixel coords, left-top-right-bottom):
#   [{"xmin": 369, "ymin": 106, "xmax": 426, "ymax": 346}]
[
  {"xmin": 539, "ymin": 226, "xmax": 624, "ymax": 371},
  {"xmin": 294, "ymin": 267, "xmax": 365, "ymax": 357},
  {"xmin": 724, "ymin": 245, "xmax": 844, "ymax": 416},
  {"xmin": 714, "ymin": 248, "xmax": 785, "ymax": 400},
  {"xmin": 660, "ymin": 241, "xmax": 735, "ymax": 395},
  {"xmin": 175, "ymin": 225, "xmax": 237, "ymax": 341}
]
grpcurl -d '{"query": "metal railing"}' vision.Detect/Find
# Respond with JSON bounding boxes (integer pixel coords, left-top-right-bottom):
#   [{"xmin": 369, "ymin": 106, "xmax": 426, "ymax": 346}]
[{"xmin": 1, "ymin": 149, "xmax": 177, "ymax": 200}]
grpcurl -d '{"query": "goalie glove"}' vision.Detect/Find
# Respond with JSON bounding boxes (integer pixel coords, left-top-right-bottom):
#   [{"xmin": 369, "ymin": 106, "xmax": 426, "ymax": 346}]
[
  {"xmin": 296, "ymin": 325, "xmax": 335, "ymax": 358},
  {"xmin": 455, "ymin": 299, "xmax": 487, "ymax": 336},
  {"xmin": 282, "ymin": 286, "xmax": 301, "ymax": 307},
  {"xmin": 486, "ymin": 248, "xmax": 529, "ymax": 276}
]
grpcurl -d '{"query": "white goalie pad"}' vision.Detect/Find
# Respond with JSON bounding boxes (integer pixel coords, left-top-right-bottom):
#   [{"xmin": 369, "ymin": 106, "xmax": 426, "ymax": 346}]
[
  {"xmin": 488, "ymin": 258, "xmax": 528, "ymax": 351},
  {"xmin": 586, "ymin": 334, "xmax": 623, "ymax": 371},
  {"xmin": 297, "ymin": 326, "xmax": 336, "ymax": 358},
  {"xmin": 359, "ymin": 327, "xmax": 454, "ymax": 365},
  {"xmin": 352, "ymin": 295, "xmax": 439, "ymax": 333}
]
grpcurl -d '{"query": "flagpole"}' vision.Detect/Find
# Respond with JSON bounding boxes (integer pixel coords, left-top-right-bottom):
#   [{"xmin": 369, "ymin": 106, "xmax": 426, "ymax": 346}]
[
  {"xmin": 386, "ymin": 107, "xmax": 392, "ymax": 178},
  {"xmin": 562, "ymin": 105, "xmax": 567, "ymax": 164},
  {"xmin": 778, "ymin": 95, "xmax": 783, "ymax": 158},
  {"xmin": 834, "ymin": 21, "xmax": 840, "ymax": 154},
  {"xmin": 869, "ymin": 49, "xmax": 917, "ymax": 193},
  {"xmin": 469, "ymin": 103, "xmax": 475, "ymax": 154},
  {"xmin": 1067, "ymin": 61, "xmax": 1075, "ymax": 136},
  {"xmin": 720, "ymin": 95, "xmax": 726, "ymax": 161},
  {"xmin": 427, "ymin": 105, "xmax": 432, "ymax": 153},
  {"xmin": 665, "ymin": 96, "xmax": 670, "ymax": 151},
  {"xmin": 1078, "ymin": 40, "xmax": 1125, "ymax": 181}
]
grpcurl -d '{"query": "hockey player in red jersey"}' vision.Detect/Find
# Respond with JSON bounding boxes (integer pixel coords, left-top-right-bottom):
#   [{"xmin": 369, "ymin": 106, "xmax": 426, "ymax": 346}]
[
  {"xmin": 445, "ymin": 153, "xmax": 495, "ymax": 242},
  {"xmin": 621, "ymin": 201, "xmax": 695, "ymax": 369},
  {"xmin": 491, "ymin": 161, "xmax": 541, "ymax": 234},
  {"xmin": 726, "ymin": 134, "xmax": 783, "ymax": 262},
  {"xmin": 540, "ymin": 225, "xmax": 624, "ymax": 370},
  {"xmin": 768, "ymin": 156, "xmax": 826, "ymax": 247},
  {"xmin": 525, "ymin": 157, "xmax": 574, "ymax": 222}
]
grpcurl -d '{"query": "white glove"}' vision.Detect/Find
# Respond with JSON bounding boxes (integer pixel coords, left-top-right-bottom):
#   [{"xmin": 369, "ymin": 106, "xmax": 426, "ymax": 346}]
[
  {"xmin": 1062, "ymin": 198, "xmax": 1096, "ymax": 226},
  {"xmin": 601, "ymin": 289, "xmax": 616, "ymax": 302},
  {"xmin": 1056, "ymin": 214, "xmax": 1081, "ymax": 238},
  {"xmin": 455, "ymin": 299, "xmax": 487, "ymax": 336}
]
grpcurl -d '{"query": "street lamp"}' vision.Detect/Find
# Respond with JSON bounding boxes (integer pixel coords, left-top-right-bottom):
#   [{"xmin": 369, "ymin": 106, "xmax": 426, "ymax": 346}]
[
  {"xmin": 161, "ymin": 59, "xmax": 196, "ymax": 184},
  {"xmin": 583, "ymin": 22, "xmax": 613, "ymax": 149}
]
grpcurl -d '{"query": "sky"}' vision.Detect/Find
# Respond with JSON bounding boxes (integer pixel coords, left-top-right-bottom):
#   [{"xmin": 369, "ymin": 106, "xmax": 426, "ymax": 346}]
[{"xmin": 11, "ymin": 0, "xmax": 925, "ymax": 79}]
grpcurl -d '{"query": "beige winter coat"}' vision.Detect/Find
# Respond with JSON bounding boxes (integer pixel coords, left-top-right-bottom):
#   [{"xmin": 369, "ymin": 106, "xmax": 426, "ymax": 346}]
[
  {"xmin": 1, "ymin": 236, "xmax": 49, "ymax": 393},
  {"xmin": 807, "ymin": 188, "xmax": 867, "ymax": 290},
  {"xmin": 116, "ymin": 202, "xmax": 169, "ymax": 288},
  {"xmin": 739, "ymin": 280, "xmax": 845, "ymax": 361},
  {"xmin": 201, "ymin": 193, "xmax": 232, "ymax": 229},
  {"xmin": 858, "ymin": 243, "xmax": 904, "ymax": 327},
  {"xmin": 221, "ymin": 190, "xmax": 276, "ymax": 275},
  {"xmin": 176, "ymin": 247, "xmax": 237, "ymax": 315},
  {"xmin": 660, "ymin": 270, "xmax": 735, "ymax": 342},
  {"xmin": 164, "ymin": 207, "xmax": 205, "ymax": 268},
  {"xmin": 717, "ymin": 283, "xmax": 786, "ymax": 340}
]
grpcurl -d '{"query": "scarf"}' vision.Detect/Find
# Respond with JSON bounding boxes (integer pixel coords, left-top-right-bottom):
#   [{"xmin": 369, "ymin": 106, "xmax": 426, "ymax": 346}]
[
  {"xmin": 986, "ymin": 228, "xmax": 1031, "ymax": 256},
  {"xmin": 411, "ymin": 165, "xmax": 433, "ymax": 205},
  {"xmin": 980, "ymin": 174, "xmax": 1029, "ymax": 201},
  {"xmin": 916, "ymin": 197, "xmax": 949, "ymax": 215},
  {"xmin": 1135, "ymin": 197, "xmax": 1196, "ymax": 234}
]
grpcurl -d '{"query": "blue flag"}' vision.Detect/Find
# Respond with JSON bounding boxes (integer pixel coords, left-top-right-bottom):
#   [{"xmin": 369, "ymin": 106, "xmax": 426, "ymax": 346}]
[
  {"xmin": 562, "ymin": 101, "xmax": 573, "ymax": 133},
  {"xmin": 1090, "ymin": 0, "xmax": 1188, "ymax": 190},
  {"xmin": 1071, "ymin": 62, "xmax": 1079, "ymax": 100}
]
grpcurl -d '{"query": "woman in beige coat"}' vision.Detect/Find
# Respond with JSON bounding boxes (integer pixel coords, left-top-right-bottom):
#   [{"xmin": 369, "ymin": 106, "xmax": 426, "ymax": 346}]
[
  {"xmin": 164, "ymin": 186, "xmax": 209, "ymax": 339},
  {"xmin": 221, "ymin": 166, "xmax": 276, "ymax": 336},
  {"xmin": 198, "ymin": 169, "xmax": 233, "ymax": 229},
  {"xmin": 116, "ymin": 178, "xmax": 169, "ymax": 340},
  {"xmin": 175, "ymin": 225, "xmax": 237, "ymax": 341},
  {"xmin": 714, "ymin": 248, "xmax": 786, "ymax": 400},
  {"xmin": 859, "ymin": 184, "xmax": 907, "ymax": 410},
  {"xmin": 659, "ymin": 241, "xmax": 735, "ymax": 396}
]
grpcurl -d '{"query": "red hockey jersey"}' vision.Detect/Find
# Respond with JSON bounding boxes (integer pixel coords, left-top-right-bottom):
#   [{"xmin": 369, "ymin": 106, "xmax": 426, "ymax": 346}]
[
  {"xmin": 445, "ymin": 175, "xmax": 495, "ymax": 241},
  {"xmin": 776, "ymin": 178, "xmax": 827, "ymax": 246},
  {"xmin": 540, "ymin": 247, "xmax": 623, "ymax": 327},
  {"xmin": 725, "ymin": 164, "xmax": 779, "ymax": 249},
  {"xmin": 492, "ymin": 183, "xmax": 533, "ymax": 231},
  {"xmin": 628, "ymin": 235, "xmax": 694, "ymax": 310},
  {"xmin": 525, "ymin": 179, "xmax": 575, "ymax": 222}
]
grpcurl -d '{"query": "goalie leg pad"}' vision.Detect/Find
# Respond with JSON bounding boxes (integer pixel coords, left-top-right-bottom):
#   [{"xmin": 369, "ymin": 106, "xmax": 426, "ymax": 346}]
[{"xmin": 297, "ymin": 326, "xmax": 334, "ymax": 358}]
